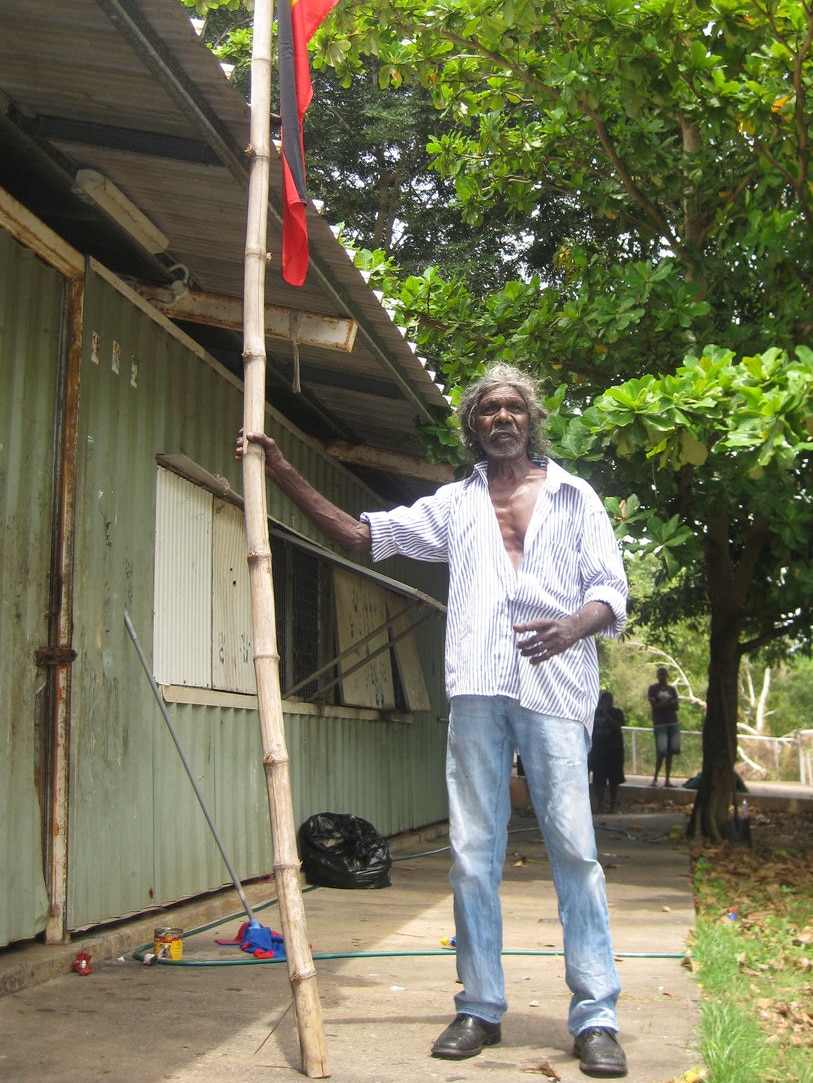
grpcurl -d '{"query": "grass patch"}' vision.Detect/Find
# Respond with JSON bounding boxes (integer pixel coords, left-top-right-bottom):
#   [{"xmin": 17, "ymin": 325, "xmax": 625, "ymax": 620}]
[{"xmin": 690, "ymin": 811, "xmax": 813, "ymax": 1083}]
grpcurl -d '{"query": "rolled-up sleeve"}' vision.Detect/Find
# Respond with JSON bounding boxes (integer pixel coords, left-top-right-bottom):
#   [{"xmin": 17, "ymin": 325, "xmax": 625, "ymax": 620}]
[
  {"xmin": 580, "ymin": 497, "xmax": 627, "ymax": 637},
  {"xmin": 361, "ymin": 484, "xmax": 457, "ymax": 564}
]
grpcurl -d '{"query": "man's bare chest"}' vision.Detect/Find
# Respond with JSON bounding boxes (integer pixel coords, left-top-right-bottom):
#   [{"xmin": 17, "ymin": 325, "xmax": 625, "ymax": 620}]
[{"xmin": 488, "ymin": 474, "xmax": 546, "ymax": 566}]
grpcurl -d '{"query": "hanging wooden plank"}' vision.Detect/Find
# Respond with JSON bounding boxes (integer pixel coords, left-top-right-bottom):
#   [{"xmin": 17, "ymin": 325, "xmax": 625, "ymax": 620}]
[
  {"xmin": 333, "ymin": 568, "xmax": 395, "ymax": 709},
  {"xmin": 386, "ymin": 597, "xmax": 431, "ymax": 711}
]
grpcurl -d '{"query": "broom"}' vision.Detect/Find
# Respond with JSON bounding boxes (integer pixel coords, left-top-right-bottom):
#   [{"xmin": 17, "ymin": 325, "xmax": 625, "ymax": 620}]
[{"xmin": 124, "ymin": 611, "xmax": 274, "ymax": 951}]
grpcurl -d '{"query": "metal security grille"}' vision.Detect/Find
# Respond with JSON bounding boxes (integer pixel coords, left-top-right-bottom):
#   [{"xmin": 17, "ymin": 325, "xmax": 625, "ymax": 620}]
[
  {"xmin": 270, "ymin": 534, "xmax": 331, "ymax": 701},
  {"xmin": 291, "ymin": 547, "xmax": 323, "ymax": 701},
  {"xmin": 269, "ymin": 533, "xmax": 287, "ymax": 684},
  {"xmin": 267, "ymin": 524, "xmax": 439, "ymax": 711}
]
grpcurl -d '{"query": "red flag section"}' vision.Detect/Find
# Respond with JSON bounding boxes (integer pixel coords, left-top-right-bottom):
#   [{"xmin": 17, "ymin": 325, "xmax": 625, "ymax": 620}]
[{"xmin": 278, "ymin": 0, "xmax": 339, "ymax": 286}]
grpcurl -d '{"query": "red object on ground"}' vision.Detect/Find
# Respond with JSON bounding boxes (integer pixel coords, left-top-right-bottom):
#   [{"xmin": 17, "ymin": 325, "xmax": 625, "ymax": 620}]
[{"xmin": 72, "ymin": 952, "xmax": 93, "ymax": 975}]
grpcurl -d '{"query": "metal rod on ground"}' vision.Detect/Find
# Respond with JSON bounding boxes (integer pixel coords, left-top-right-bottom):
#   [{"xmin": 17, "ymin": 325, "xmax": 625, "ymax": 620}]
[
  {"xmin": 241, "ymin": 0, "xmax": 329, "ymax": 1076},
  {"xmin": 123, "ymin": 611, "xmax": 258, "ymax": 927}
]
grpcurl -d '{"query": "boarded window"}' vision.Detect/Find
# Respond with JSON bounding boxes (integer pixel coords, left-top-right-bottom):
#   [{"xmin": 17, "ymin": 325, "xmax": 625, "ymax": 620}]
[
  {"xmin": 154, "ymin": 465, "xmax": 429, "ymax": 713},
  {"xmin": 333, "ymin": 569, "xmax": 430, "ymax": 712},
  {"xmin": 269, "ymin": 532, "xmax": 329, "ymax": 700},
  {"xmin": 334, "ymin": 568, "xmax": 396, "ymax": 709},
  {"xmin": 153, "ymin": 466, "xmax": 255, "ymax": 693},
  {"xmin": 212, "ymin": 496, "xmax": 255, "ymax": 693}
]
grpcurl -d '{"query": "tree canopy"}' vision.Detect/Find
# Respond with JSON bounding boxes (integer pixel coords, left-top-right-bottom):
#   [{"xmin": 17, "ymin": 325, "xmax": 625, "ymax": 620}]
[
  {"xmin": 326, "ymin": 0, "xmax": 813, "ymax": 839},
  {"xmin": 305, "ymin": 64, "xmax": 544, "ymax": 290},
  {"xmin": 561, "ymin": 343, "xmax": 813, "ymax": 835},
  {"xmin": 317, "ymin": 0, "xmax": 810, "ymax": 376}
]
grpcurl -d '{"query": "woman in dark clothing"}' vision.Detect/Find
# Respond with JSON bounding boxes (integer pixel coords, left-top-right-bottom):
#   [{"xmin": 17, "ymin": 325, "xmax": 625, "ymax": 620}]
[{"xmin": 589, "ymin": 691, "xmax": 626, "ymax": 813}]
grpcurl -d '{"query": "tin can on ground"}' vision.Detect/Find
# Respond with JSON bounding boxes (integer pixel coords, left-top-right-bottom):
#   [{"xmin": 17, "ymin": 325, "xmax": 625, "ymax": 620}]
[{"xmin": 153, "ymin": 927, "xmax": 183, "ymax": 961}]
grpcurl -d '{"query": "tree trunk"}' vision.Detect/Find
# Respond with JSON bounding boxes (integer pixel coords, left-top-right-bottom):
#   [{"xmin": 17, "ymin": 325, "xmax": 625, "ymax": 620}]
[
  {"xmin": 688, "ymin": 510, "xmax": 747, "ymax": 842},
  {"xmin": 688, "ymin": 626, "xmax": 740, "ymax": 842}
]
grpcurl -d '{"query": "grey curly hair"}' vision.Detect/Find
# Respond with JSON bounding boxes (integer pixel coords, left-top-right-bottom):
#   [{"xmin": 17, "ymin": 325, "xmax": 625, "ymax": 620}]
[{"xmin": 457, "ymin": 362, "xmax": 548, "ymax": 461}]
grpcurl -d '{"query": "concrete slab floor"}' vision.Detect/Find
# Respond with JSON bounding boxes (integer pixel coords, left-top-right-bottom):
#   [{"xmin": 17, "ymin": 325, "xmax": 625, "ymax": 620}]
[{"xmin": 0, "ymin": 810, "xmax": 701, "ymax": 1083}]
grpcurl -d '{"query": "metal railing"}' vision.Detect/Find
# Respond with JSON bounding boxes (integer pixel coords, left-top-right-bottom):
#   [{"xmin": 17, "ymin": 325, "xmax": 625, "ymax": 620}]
[{"xmin": 622, "ymin": 727, "xmax": 813, "ymax": 784}]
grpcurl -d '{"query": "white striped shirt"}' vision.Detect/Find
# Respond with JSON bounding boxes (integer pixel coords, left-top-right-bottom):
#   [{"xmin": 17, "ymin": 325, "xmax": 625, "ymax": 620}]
[{"xmin": 362, "ymin": 458, "xmax": 627, "ymax": 732}]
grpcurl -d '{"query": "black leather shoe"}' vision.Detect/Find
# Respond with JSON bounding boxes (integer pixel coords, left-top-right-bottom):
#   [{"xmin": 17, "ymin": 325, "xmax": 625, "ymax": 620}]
[
  {"xmin": 573, "ymin": 1027, "xmax": 627, "ymax": 1077},
  {"xmin": 431, "ymin": 1013, "xmax": 502, "ymax": 1059}
]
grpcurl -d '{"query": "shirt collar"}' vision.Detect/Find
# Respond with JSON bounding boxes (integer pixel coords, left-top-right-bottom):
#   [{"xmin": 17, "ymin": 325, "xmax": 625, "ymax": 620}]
[{"xmin": 466, "ymin": 456, "xmax": 569, "ymax": 494}]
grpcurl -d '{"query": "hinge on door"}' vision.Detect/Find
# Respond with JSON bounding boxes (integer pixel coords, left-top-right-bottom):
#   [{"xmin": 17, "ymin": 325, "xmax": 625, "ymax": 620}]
[{"xmin": 36, "ymin": 646, "xmax": 77, "ymax": 666}]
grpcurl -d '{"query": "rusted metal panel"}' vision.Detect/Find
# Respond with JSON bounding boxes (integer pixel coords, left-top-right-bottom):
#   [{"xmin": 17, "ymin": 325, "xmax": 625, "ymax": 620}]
[
  {"xmin": 0, "ymin": 235, "xmax": 446, "ymax": 940},
  {"xmin": 0, "ymin": 229, "xmax": 62, "ymax": 946},
  {"xmin": 43, "ymin": 271, "xmax": 86, "ymax": 944},
  {"xmin": 283, "ymin": 690, "xmax": 448, "ymax": 838}
]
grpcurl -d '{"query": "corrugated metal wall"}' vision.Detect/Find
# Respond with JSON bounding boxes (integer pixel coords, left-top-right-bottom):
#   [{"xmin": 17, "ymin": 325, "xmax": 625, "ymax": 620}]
[
  {"xmin": 66, "ymin": 265, "xmax": 448, "ymax": 931},
  {"xmin": 67, "ymin": 268, "xmax": 267, "ymax": 927},
  {"xmin": 0, "ymin": 229, "xmax": 61, "ymax": 945}
]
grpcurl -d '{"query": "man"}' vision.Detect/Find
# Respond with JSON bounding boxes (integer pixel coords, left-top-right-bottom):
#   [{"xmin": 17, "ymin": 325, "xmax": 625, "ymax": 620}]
[
  {"xmin": 647, "ymin": 667, "xmax": 681, "ymax": 787},
  {"xmin": 236, "ymin": 362, "xmax": 628, "ymax": 1078}
]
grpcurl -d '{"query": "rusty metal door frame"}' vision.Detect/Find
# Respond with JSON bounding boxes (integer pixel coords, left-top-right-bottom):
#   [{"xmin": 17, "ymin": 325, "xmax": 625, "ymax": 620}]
[{"xmin": 0, "ymin": 189, "xmax": 85, "ymax": 943}]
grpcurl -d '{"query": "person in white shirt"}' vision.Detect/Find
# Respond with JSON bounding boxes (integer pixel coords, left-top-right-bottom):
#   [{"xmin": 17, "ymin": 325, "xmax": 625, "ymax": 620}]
[{"xmin": 236, "ymin": 362, "xmax": 628, "ymax": 1078}]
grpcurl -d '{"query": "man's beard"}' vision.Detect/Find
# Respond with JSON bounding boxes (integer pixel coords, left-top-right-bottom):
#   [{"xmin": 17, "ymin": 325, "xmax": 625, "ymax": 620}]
[{"xmin": 485, "ymin": 426, "xmax": 527, "ymax": 457}]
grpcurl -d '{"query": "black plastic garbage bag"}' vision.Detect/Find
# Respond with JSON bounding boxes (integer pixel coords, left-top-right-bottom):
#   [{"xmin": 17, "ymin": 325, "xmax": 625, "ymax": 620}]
[{"xmin": 298, "ymin": 812, "xmax": 392, "ymax": 889}]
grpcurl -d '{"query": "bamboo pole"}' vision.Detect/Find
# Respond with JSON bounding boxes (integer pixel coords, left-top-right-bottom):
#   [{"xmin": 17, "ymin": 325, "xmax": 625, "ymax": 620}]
[{"xmin": 241, "ymin": 1, "xmax": 330, "ymax": 1075}]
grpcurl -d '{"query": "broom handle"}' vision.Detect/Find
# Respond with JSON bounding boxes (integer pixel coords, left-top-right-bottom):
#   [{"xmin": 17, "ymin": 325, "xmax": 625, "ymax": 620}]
[{"xmin": 124, "ymin": 611, "xmax": 257, "ymax": 925}]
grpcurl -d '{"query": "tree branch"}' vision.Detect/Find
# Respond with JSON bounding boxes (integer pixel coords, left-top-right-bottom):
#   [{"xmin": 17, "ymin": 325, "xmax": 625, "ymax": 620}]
[{"xmin": 581, "ymin": 97, "xmax": 682, "ymax": 255}]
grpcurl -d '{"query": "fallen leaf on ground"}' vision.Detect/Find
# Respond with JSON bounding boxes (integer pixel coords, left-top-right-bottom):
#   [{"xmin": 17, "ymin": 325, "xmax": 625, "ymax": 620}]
[
  {"xmin": 658, "ymin": 1069, "xmax": 709, "ymax": 1083},
  {"xmin": 521, "ymin": 1059, "xmax": 561, "ymax": 1079}
]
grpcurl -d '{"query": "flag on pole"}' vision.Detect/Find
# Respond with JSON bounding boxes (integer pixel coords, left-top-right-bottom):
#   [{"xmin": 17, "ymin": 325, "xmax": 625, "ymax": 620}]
[{"xmin": 278, "ymin": 0, "xmax": 339, "ymax": 286}]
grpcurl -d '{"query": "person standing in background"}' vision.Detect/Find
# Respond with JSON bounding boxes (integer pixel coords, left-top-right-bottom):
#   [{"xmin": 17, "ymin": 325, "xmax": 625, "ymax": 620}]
[
  {"xmin": 590, "ymin": 691, "xmax": 626, "ymax": 813},
  {"xmin": 647, "ymin": 667, "xmax": 680, "ymax": 787}
]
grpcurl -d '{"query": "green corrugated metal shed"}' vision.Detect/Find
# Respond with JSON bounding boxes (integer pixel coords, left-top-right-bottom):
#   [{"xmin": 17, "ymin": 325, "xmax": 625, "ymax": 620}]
[
  {"xmin": 0, "ymin": 219, "xmax": 449, "ymax": 945},
  {"xmin": 0, "ymin": 0, "xmax": 452, "ymax": 947}
]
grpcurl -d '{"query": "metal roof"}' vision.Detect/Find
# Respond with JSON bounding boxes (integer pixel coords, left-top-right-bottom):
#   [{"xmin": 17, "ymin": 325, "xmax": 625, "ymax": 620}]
[{"xmin": 0, "ymin": 0, "xmax": 451, "ymax": 502}]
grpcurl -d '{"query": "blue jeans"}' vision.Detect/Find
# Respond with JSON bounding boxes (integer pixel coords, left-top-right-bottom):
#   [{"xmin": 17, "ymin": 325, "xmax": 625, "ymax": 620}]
[{"xmin": 447, "ymin": 695, "xmax": 621, "ymax": 1035}]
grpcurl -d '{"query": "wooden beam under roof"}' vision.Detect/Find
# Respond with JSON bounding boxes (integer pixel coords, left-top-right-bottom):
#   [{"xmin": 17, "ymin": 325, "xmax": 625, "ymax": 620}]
[
  {"xmin": 322, "ymin": 439, "xmax": 456, "ymax": 484},
  {"xmin": 0, "ymin": 186, "xmax": 83, "ymax": 278},
  {"xmin": 141, "ymin": 287, "xmax": 358, "ymax": 352}
]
